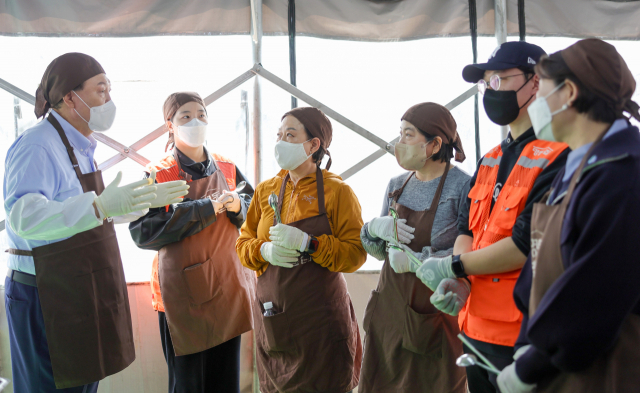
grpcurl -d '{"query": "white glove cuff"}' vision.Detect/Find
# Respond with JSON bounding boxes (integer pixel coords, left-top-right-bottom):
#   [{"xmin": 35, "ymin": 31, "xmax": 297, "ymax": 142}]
[{"xmin": 300, "ymin": 232, "xmax": 309, "ymax": 252}]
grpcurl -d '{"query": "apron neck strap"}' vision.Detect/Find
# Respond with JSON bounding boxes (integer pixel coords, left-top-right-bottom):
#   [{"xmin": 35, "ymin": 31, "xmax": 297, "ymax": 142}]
[
  {"xmin": 47, "ymin": 114, "xmax": 85, "ymax": 182},
  {"xmin": 276, "ymin": 167, "xmax": 326, "ymax": 225},
  {"xmin": 561, "ymin": 129, "xmax": 608, "ymax": 207},
  {"xmin": 429, "ymin": 163, "xmax": 450, "ymax": 212},
  {"xmin": 389, "ymin": 172, "xmax": 414, "ymax": 202}
]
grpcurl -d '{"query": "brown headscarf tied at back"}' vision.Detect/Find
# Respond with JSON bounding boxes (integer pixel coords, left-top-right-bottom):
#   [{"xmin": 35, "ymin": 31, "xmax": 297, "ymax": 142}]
[
  {"xmin": 560, "ymin": 38, "xmax": 640, "ymax": 122},
  {"xmin": 401, "ymin": 102, "xmax": 466, "ymax": 163},
  {"xmin": 163, "ymin": 92, "xmax": 207, "ymax": 151},
  {"xmin": 35, "ymin": 53, "xmax": 105, "ymax": 119},
  {"xmin": 282, "ymin": 107, "xmax": 334, "ymax": 170}
]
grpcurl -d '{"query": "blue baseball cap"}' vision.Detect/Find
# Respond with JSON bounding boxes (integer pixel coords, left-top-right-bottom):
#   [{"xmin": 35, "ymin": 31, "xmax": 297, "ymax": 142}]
[{"xmin": 462, "ymin": 41, "xmax": 547, "ymax": 83}]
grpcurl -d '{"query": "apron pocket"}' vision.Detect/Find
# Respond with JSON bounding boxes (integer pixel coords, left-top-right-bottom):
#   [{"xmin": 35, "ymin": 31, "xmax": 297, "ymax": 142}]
[
  {"xmin": 263, "ymin": 311, "xmax": 296, "ymax": 352},
  {"xmin": 363, "ymin": 290, "xmax": 380, "ymax": 334},
  {"xmin": 182, "ymin": 257, "xmax": 222, "ymax": 305},
  {"xmin": 402, "ymin": 304, "xmax": 444, "ymax": 358},
  {"xmin": 468, "ymin": 276, "xmax": 522, "ymax": 322}
]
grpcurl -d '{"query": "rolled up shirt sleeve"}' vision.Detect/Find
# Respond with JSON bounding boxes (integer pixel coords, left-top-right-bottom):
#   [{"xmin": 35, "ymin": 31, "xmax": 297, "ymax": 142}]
[{"xmin": 5, "ymin": 144, "xmax": 102, "ymax": 241}]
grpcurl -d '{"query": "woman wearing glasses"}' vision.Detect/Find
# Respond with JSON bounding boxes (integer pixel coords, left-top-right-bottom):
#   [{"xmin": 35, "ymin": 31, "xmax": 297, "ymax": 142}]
[{"xmin": 359, "ymin": 103, "xmax": 470, "ymax": 392}]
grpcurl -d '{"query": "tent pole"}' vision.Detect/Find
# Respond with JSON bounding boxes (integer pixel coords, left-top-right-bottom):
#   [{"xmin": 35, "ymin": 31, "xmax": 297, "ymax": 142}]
[
  {"xmin": 288, "ymin": 0, "xmax": 298, "ymax": 109},
  {"xmin": 251, "ymin": 0, "xmax": 263, "ymax": 187},
  {"xmin": 495, "ymin": 0, "xmax": 509, "ymax": 139}
]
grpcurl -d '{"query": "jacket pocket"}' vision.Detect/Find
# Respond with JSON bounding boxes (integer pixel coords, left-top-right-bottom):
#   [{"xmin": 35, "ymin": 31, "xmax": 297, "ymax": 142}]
[
  {"xmin": 182, "ymin": 257, "xmax": 222, "ymax": 305},
  {"xmin": 363, "ymin": 290, "xmax": 380, "ymax": 334},
  {"xmin": 492, "ymin": 187, "xmax": 529, "ymax": 232},
  {"xmin": 468, "ymin": 276, "xmax": 522, "ymax": 322},
  {"xmin": 468, "ymin": 184, "xmax": 493, "ymax": 232},
  {"xmin": 263, "ymin": 310, "xmax": 297, "ymax": 352},
  {"xmin": 402, "ymin": 304, "xmax": 444, "ymax": 358}
]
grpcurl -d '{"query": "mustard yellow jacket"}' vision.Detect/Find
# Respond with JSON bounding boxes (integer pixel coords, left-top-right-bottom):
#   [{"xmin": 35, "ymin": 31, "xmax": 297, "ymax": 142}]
[{"xmin": 236, "ymin": 169, "xmax": 366, "ymax": 276}]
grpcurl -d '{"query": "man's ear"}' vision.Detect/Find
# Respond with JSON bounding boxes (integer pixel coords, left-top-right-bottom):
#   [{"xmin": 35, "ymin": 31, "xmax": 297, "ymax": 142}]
[
  {"xmin": 62, "ymin": 92, "xmax": 76, "ymax": 109},
  {"xmin": 531, "ymin": 74, "xmax": 541, "ymax": 96}
]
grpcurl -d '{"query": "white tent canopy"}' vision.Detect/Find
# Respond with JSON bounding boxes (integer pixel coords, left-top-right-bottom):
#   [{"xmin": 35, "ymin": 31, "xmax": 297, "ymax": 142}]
[{"xmin": 1, "ymin": 0, "xmax": 640, "ymax": 40}]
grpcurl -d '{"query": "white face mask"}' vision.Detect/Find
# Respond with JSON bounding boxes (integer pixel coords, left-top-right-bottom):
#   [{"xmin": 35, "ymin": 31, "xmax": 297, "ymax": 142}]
[
  {"xmin": 528, "ymin": 82, "xmax": 569, "ymax": 142},
  {"xmin": 73, "ymin": 91, "xmax": 117, "ymax": 132},
  {"xmin": 274, "ymin": 139, "xmax": 312, "ymax": 170},
  {"xmin": 176, "ymin": 118, "xmax": 208, "ymax": 147}
]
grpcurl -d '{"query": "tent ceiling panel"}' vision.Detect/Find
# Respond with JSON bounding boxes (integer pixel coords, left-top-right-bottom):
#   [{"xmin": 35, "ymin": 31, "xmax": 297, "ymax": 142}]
[{"xmin": 0, "ymin": 0, "xmax": 639, "ymax": 40}]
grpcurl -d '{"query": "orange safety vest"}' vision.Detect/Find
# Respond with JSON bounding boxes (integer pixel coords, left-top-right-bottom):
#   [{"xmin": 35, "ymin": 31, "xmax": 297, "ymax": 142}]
[
  {"xmin": 458, "ymin": 140, "xmax": 567, "ymax": 346},
  {"xmin": 147, "ymin": 152, "xmax": 237, "ymax": 312}
]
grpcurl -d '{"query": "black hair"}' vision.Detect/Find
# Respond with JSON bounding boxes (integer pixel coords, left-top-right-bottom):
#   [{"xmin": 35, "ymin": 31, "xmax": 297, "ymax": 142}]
[
  {"xmin": 416, "ymin": 127, "xmax": 454, "ymax": 163},
  {"xmin": 535, "ymin": 53, "xmax": 618, "ymax": 124}
]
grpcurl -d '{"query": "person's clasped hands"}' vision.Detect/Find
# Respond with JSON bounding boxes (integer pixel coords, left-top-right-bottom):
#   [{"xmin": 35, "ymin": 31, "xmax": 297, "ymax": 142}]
[
  {"xmin": 260, "ymin": 223, "xmax": 314, "ymax": 269},
  {"xmin": 367, "ymin": 216, "xmax": 415, "ymax": 244}
]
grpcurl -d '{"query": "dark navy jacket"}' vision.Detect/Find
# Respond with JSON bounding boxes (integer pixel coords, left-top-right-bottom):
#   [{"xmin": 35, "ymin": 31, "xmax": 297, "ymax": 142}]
[{"xmin": 512, "ymin": 123, "xmax": 640, "ymax": 384}]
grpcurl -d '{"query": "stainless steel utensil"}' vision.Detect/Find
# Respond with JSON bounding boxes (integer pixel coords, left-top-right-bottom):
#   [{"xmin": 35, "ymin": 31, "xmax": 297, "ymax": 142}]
[
  {"xmin": 456, "ymin": 354, "xmax": 500, "ymax": 375},
  {"xmin": 269, "ymin": 192, "xmax": 282, "ymax": 224}
]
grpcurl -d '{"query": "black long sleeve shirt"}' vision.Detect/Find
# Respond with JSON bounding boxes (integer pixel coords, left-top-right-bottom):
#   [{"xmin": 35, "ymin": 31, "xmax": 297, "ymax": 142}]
[
  {"xmin": 513, "ymin": 124, "xmax": 640, "ymax": 384},
  {"xmin": 129, "ymin": 148, "xmax": 254, "ymax": 251},
  {"xmin": 457, "ymin": 127, "xmax": 570, "ymax": 256}
]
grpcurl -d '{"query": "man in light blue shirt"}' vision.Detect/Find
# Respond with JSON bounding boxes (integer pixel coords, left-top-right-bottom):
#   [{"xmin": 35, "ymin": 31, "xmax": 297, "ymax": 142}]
[{"xmin": 3, "ymin": 52, "xmax": 187, "ymax": 393}]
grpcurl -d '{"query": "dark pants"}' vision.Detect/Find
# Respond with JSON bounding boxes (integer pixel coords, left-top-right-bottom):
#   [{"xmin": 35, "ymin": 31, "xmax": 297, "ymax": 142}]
[
  {"xmin": 4, "ymin": 276, "xmax": 99, "ymax": 393},
  {"xmin": 158, "ymin": 311, "xmax": 241, "ymax": 393},
  {"xmin": 463, "ymin": 343, "xmax": 513, "ymax": 393}
]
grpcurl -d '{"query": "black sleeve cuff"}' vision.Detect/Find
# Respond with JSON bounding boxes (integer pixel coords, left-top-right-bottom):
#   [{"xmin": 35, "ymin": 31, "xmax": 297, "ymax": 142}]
[{"xmin": 515, "ymin": 346, "xmax": 560, "ymax": 385}]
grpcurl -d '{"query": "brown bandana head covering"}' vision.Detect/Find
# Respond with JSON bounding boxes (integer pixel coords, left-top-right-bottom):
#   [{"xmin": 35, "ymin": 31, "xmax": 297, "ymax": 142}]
[
  {"xmin": 401, "ymin": 102, "xmax": 466, "ymax": 162},
  {"xmin": 282, "ymin": 107, "xmax": 333, "ymax": 170},
  {"xmin": 35, "ymin": 53, "xmax": 105, "ymax": 119},
  {"xmin": 162, "ymin": 91, "xmax": 207, "ymax": 151},
  {"xmin": 560, "ymin": 38, "xmax": 640, "ymax": 121}
]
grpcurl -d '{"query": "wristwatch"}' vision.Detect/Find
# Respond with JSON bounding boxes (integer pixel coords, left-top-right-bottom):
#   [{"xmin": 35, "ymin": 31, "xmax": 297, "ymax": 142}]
[
  {"xmin": 306, "ymin": 236, "xmax": 319, "ymax": 254},
  {"xmin": 451, "ymin": 254, "xmax": 467, "ymax": 278}
]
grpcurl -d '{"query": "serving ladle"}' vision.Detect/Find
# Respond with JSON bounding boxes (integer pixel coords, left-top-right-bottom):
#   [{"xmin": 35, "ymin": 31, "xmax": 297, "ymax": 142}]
[
  {"xmin": 456, "ymin": 354, "xmax": 500, "ymax": 375},
  {"xmin": 269, "ymin": 192, "xmax": 282, "ymax": 224}
]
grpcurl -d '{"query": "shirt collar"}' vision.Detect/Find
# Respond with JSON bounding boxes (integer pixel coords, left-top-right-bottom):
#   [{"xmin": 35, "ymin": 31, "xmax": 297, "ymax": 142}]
[
  {"xmin": 50, "ymin": 111, "xmax": 96, "ymax": 154},
  {"xmin": 175, "ymin": 146, "xmax": 212, "ymax": 170},
  {"xmin": 562, "ymin": 118, "xmax": 629, "ymax": 182},
  {"xmin": 502, "ymin": 127, "xmax": 535, "ymax": 148}
]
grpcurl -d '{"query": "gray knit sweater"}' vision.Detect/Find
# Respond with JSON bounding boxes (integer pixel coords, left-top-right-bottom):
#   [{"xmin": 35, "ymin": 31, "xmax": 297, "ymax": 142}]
[{"xmin": 361, "ymin": 166, "xmax": 471, "ymax": 261}]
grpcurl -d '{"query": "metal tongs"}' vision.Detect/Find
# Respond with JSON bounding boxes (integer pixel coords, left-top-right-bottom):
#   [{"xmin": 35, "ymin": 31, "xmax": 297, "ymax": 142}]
[
  {"xmin": 215, "ymin": 181, "xmax": 247, "ymax": 214},
  {"xmin": 269, "ymin": 192, "xmax": 282, "ymax": 224},
  {"xmin": 387, "ymin": 207, "xmax": 423, "ymax": 270}
]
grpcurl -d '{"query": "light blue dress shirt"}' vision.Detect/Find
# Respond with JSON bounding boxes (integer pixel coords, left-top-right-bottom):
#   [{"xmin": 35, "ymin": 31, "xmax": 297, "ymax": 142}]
[{"xmin": 3, "ymin": 111, "xmax": 98, "ymax": 275}]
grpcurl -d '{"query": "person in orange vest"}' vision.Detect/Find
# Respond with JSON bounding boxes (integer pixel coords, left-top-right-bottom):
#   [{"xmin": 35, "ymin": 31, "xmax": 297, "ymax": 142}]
[
  {"xmin": 414, "ymin": 42, "xmax": 570, "ymax": 393},
  {"xmin": 129, "ymin": 92, "xmax": 256, "ymax": 393}
]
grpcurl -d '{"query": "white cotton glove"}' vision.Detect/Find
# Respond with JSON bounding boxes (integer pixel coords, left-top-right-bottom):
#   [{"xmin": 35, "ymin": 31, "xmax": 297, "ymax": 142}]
[
  {"xmin": 430, "ymin": 278, "xmax": 470, "ymax": 316},
  {"xmin": 514, "ymin": 345, "xmax": 532, "ymax": 361},
  {"xmin": 415, "ymin": 255, "xmax": 455, "ymax": 291},
  {"xmin": 217, "ymin": 190, "xmax": 242, "ymax": 213},
  {"xmin": 147, "ymin": 169, "xmax": 190, "ymax": 208},
  {"xmin": 368, "ymin": 216, "xmax": 415, "ymax": 244},
  {"xmin": 260, "ymin": 242, "xmax": 300, "ymax": 268},
  {"xmin": 388, "ymin": 246, "xmax": 422, "ymax": 273},
  {"xmin": 497, "ymin": 362, "xmax": 536, "ymax": 393},
  {"xmin": 94, "ymin": 171, "xmax": 157, "ymax": 219},
  {"xmin": 269, "ymin": 223, "xmax": 310, "ymax": 252}
]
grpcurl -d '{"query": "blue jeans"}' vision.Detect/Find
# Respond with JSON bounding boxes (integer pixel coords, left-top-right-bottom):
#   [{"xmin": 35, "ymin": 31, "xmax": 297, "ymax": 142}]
[{"xmin": 5, "ymin": 276, "xmax": 99, "ymax": 393}]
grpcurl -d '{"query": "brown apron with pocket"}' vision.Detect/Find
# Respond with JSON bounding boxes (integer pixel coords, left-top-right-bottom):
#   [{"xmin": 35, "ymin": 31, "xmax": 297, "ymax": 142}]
[
  {"xmin": 360, "ymin": 165, "xmax": 466, "ymax": 393},
  {"xmin": 7, "ymin": 114, "xmax": 135, "ymax": 389},
  {"xmin": 253, "ymin": 168, "xmax": 362, "ymax": 393},
  {"xmin": 158, "ymin": 157, "xmax": 255, "ymax": 356},
  {"xmin": 529, "ymin": 131, "xmax": 640, "ymax": 393}
]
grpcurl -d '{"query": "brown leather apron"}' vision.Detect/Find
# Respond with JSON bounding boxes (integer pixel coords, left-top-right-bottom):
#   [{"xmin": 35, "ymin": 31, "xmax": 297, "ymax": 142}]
[
  {"xmin": 253, "ymin": 168, "xmax": 362, "ymax": 393},
  {"xmin": 7, "ymin": 114, "xmax": 135, "ymax": 389},
  {"xmin": 158, "ymin": 156, "xmax": 255, "ymax": 356},
  {"xmin": 360, "ymin": 165, "xmax": 466, "ymax": 393},
  {"xmin": 529, "ymin": 131, "xmax": 640, "ymax": 393}
]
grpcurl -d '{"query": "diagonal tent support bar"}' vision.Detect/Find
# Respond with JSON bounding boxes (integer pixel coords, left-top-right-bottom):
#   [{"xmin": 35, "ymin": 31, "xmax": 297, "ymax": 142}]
[
  {"xmin": 340, "ymin": 85, "xmax": 479, "ymax": 180},
  {"xmin": 99, "ymin": 68, "xmax": 257, "ymax": 171},
  {"xmin": 253, "ymin": 65, "xmax": 389, "ymax": 151}
]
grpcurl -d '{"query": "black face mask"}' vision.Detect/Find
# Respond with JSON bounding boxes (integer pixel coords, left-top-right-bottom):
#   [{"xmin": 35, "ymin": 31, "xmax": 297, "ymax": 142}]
[{"xmin": 483, "ymin": 76, "xmax": 534, "ymax": 126}]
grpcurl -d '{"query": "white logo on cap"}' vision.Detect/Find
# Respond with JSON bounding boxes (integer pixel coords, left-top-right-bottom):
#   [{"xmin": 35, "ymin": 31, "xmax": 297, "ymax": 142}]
[
  {"xmin": 528, "ymin": 57, "xmax": 537, "ymax": 65},
  {"xmin": 490, "ymin": 45, "xmax": 502, "ymax": 59}
]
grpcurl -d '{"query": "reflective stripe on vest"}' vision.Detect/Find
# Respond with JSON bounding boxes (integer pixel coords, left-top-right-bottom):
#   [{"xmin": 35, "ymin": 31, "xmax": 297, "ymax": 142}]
[{"xmin": 460, "ymin": 139, "xmax": 568, "ymax": 347}]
